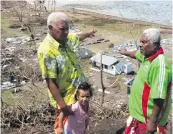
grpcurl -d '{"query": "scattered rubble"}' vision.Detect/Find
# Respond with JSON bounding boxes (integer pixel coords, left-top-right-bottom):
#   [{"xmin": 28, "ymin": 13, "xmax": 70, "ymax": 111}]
[
  {"xmin": 1, "ymin": 77, "xmax": 27, "ymax": 91},
  {"xmin": 161, "ymin": 38, "xmax": 172, "ymax": 45},
  {"xmin": 81, "ymin": 36, "xmax": 109, "ymax": 46},
  {"xmin": 76, "ymin": 47, "xmax": 94, "ymax": 59},
  {"xmin": 69, "ymin": 26, "xmax": 82, "ymax": 34},
  {"xmin": 112, "ymin": 43, "xmax": 138, "ymax": 52},
  {"xmin": 1, "ymin": 35, "xmax": 42, "ymax": 90},
  {"xmin": 6, "ymin": 36, "xmax": 30, "ymax": 44},
  {"xmin": 1, "ymin": 82, "xmax": 17, "ymax": 90}
]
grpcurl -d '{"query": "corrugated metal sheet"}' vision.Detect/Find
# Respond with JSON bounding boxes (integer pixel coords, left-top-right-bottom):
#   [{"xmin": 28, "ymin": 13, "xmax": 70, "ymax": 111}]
[{"xmin": 90, "ymin": 53, "xmax": 118, "ymax": 66}]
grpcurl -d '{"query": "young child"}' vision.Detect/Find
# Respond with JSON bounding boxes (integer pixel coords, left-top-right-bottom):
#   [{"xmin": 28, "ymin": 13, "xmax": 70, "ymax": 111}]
[{"xmin": 57, "ymin": 82, "xmax": 93, "ymax": 134}]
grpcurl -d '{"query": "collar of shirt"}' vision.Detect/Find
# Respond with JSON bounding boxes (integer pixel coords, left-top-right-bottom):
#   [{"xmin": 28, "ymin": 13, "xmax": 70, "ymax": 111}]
[
  {"xmin": 148, "ymin": 47, "xmax": 164, "ymax": 62},
  {"xmin": 143, "ymin": 47, "xmax": 164, "ymax": 62},
  {"xmin": 47, "ymin": 33, "xmax": 69, "ymax": 49}
]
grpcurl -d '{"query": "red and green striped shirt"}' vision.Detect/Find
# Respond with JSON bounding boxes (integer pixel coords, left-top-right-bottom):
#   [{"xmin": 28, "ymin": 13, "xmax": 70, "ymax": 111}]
[{"xmin": 129, "ymin": 48, "xmax": 172, "ymax": 126}]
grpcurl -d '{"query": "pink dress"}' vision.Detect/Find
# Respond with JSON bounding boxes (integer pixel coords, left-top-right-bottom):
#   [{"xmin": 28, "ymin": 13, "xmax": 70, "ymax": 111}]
[{"xmin": 64, "ymin": 101, "xmax": 90, "ymax": 134}]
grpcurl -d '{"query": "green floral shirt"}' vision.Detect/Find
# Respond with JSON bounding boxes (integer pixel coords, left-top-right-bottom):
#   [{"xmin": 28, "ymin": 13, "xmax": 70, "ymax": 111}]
[{"xmin": 37, "ymin": 33, "xmax": 85, "ymax": 108}]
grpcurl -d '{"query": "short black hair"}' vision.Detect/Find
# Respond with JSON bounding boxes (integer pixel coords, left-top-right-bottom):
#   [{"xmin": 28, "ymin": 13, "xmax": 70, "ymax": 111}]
[{"xmin": 75, "ymin": 82, "xmax": 93, "ymax": 101}]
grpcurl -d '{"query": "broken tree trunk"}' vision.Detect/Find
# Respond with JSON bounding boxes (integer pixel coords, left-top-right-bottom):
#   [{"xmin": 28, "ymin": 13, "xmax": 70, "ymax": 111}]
[{"xmin": 100, "ymin": 53, "xmax": 105, "ymax": 106}]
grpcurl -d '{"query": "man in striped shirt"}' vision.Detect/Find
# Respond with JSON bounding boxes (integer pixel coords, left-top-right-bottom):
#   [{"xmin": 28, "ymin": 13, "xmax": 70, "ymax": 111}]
[{"xmin": 120, "ymin": 28, "xmax": 172, "ymax": 134}]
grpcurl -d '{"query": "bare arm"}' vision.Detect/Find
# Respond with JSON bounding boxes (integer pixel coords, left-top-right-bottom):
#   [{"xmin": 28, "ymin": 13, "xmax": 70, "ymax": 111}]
[
  {"xmin": 119, "ymin": 48, "xmax": 137, "ymax": 59},
  {"xmin": 46, "ymin": 78, "xmax": 66, "ymax": 108},
  {"xmin": 56, "ymin": 112, "xmax": 64, "ymax": 134},
  {"xmin": 59, "ymin": 112, "xmax": 64, "ymax": 128},
  {"xmin": 147, "ymin": 99, "xmax": 164, "ymax": 133},
  {"xmin": 46, "ymin": 78, "xmax": 74, "ymax": 116},
  {"xmin": 77, "ymin": 29, "xmax": 97, "ymax": 41}
]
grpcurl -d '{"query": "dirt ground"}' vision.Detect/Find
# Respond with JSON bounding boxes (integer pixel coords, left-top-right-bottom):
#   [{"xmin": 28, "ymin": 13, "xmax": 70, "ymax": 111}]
[{"xmin": 1, "ymin": 2, "xmax": 172, "ymax": 134}]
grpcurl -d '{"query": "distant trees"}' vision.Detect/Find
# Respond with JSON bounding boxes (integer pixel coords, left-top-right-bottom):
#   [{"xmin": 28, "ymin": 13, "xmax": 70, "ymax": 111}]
[
  {"xmin": 47, "ymin": 0, "xmax": 56, "ymax": 12},
  {"xmin": 2, "ymin": 0, "xmax": 49, "ymax": 23},
  {"xmin": 32, "ymin": 0, "xmax": 48, "ymax": 17},
  {"xmin": 2, "ymin": 1, "xmax": 28, "ymax": 23},
  {"xmin": 13, "ymin": 1, "xmax": 28, "ymax": 23}
]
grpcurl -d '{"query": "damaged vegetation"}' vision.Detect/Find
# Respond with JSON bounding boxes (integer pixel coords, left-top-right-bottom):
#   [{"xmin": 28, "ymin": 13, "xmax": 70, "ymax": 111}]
[{"xmin": 1, "ymin": 1, "xmax": 172, "ymax": 134}]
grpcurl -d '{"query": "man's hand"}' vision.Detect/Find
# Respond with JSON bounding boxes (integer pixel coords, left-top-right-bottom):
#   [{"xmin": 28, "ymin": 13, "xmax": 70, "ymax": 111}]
[
  {"xmin": 146, "ymin": 120, "xmax": 157, "ymax": 133},
  {"xmin": 119, "ymin": 48, "xmax": 127, "ymax": 55},
  {"xmin": 88, "ymin": 28, "xmax": 97, "ymax": 37},
  {"xmin": 56, "ymin": 127, "xmax": 64, "ymax": 134},
  {"xmin": 77, "ymin": 28, "xmax": 97, "ymax": 41},
  {"xmin": 61, "ymin": 105, "xmax": 74, "ymax": 117},
  {"xmin": 118, "ymin": 48, "xmax": 137, "ymax": 59},
  {"xmin": 146, "ymin": 99, "xmax": 164, "ymax": 134}
]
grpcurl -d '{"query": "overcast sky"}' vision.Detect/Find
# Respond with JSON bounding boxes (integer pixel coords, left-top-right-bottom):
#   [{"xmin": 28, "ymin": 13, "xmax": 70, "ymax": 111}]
[
  {"xmin": 56, "ymin": 0, "xmax": 171, "ymax": 1},
  {"xmin": 44, "ymin": 0, "xmax": 172, "ymax": 8}
]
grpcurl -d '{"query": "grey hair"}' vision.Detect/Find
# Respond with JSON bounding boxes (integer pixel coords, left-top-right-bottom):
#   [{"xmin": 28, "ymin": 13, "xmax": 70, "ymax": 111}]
[
  {"xmin": 47, "ymin": 12, "xmax": 69, "ymax": 28},
  {"xmin": 143, "ymin": 28, "xmax": 161, "ymax": 45}
]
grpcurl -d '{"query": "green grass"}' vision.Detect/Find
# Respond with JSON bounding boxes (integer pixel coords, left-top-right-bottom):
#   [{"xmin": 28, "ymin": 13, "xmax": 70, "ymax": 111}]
[
  {"xmin": 1, "ymin": 89, "xmax": 15, "ymax": 106},
  {"xmin": 73, "ymin": 13, "xmax": 172, "ymax": 40},
  {"xmin": 1, "ymin": 17, "xmax": 12, "ymax": 30},
  {"xmin": 1, "ymin": 16, "xmax": 29, "ymax": 37}
]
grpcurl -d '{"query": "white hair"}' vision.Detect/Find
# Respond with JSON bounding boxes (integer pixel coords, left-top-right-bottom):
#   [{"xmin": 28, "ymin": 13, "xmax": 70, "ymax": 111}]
[
  {"xmin": 47, "ymin": 12, "xmax": 69, "ymax": 28},
  {"xmin": 143, "ymin": 28, "xmax": 161, "ymax": 45}
]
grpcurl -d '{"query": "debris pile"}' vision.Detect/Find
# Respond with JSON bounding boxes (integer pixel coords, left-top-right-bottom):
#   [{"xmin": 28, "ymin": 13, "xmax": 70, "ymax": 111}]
[
  {"xmin": 112, "ymin": 43, "xmax": 138, "ymax": 52},
  {"xmin": 76, "ymin": 47, "xmax": 94, "ymax": 59},
  {"xmin": 1, "ymin": 98, "xmax": 128, "ymax": 132},
  {"xmin": 161, "ymin": 38, "xmax": 172, "ymax": 51},
  {"xmin": 81, "ymin": 36, "xmax": 109, "ymax": 46},
  {"xmin": 1, "ymin": 101, "xmax": 55, "ymax": 129},
  {"xmin": 1, "ymin": 37, "xmax": 42, "ymax": 90},
  {"xmin": 69, "ymin": 26, "xmax": 82, "ymax": 34},
  {"xmin": 6, "ymin": 36, "xmax": 31, "ymax": 45},
  {"xmin": 161, "ymin": 38, "xmax": 172, "ymax": 46},
  {"xmin": 91, "ymin": 100, "xmax": 128, "ymax": 120}
]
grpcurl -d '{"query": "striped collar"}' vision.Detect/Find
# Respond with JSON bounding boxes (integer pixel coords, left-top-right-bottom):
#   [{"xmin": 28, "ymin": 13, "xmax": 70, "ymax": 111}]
[{"xmin": 148, "ymin": 47, "xmax": 164, "ymax": 62}]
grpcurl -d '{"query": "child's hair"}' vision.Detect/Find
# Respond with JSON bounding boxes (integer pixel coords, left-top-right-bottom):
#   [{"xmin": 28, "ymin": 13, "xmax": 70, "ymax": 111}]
[{"xmin": 75, "ymin": 82, "xmax": 93, "ymax": 101}]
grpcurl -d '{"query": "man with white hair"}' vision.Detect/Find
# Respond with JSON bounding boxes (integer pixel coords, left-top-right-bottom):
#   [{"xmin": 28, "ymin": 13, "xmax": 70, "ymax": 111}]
[
  {"xmin": 37, "ymin": 12, "xmax": 96, "ymax": 134},
  {"xmin": 119, "ymin": 28, "xmax": 172, "ymax": 134}
]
